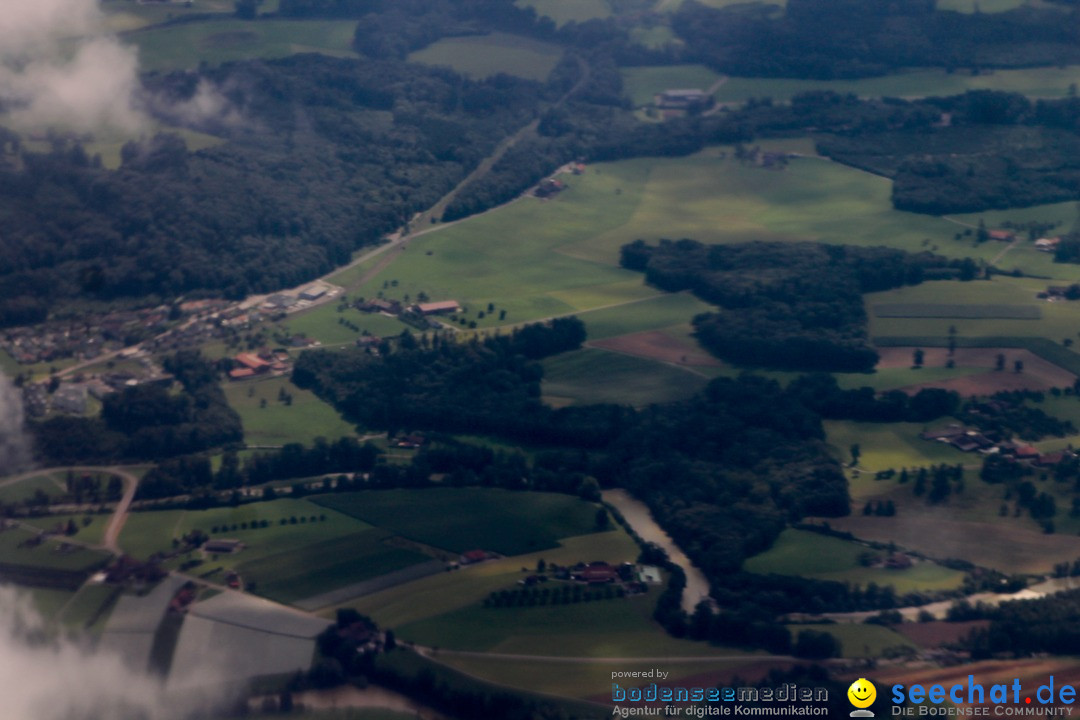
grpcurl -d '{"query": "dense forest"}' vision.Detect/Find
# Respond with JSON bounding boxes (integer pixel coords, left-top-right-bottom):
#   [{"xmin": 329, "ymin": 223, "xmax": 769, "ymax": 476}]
[
  {"xmin": 620, "ymin": 239, "xmax": 974, "ymax": 372},
  {"xmin": 0, "ymin": 55, "xmax": 541, "ymax": 327},
  {"xmin": 673, "ymin": 0, "xmax": 1080, "ymax": 79},
  {"xmin": 293, "ymin": 318, "xmax": 849, "ymax": 595}
]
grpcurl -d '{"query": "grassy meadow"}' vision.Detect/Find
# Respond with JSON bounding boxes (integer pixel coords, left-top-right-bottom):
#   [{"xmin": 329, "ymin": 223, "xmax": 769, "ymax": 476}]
[
  {"xmin": 744, "ymin": 529, "xmax": 966, "ymax": 593},
  {"xmin": 125, "ymin": 19, "xmax": 359, "ymax": 71},
  {"xmin": 223, "ymin": 375, "xmax": 357, "ymax": 446},
  {"xmin": 541, "ymin": 347, "xmax": 707, "ymax": 406},
  {"xmin": 313, "ymin": 488, "xmax": 605, "ymax": 555},
  {"xmin": 408, "ymin": 33, "xmax": 563, "ymax": 81},
  {"xmin": 786, "ymin": 623, "xmax": 916, "ymax": 658}
]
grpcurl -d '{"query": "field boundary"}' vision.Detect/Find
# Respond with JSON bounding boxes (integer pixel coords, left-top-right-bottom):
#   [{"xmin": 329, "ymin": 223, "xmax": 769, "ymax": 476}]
[{"xmin": 874, "ymin": 335, "xmax": 1080, "ymax": 376}]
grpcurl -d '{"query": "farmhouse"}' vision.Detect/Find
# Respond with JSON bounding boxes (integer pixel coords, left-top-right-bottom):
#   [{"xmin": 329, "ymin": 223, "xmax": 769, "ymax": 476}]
[
  {"xmin": 416, "ymin": 300, "xmax": 461, "ymax": 315},
  {"xmin": 204, "ymin": 539, "xmax": 245, "ymax": 554},
  {"xmin": 298, "ymin": 285, "xmax": 327, "ymax": 302},
  {"xmin": 988, "ymin": 229, "xmax": 1015, "ymax": 242},
  {"xmin": 1035, "ymin": 237, "xmax": 1061, "ymax": 252},
  {"xmin": 573, "ymin": 561, "xmax": 619, "ymax": 584},
  {"xmin": 656, "ymin": 88, "xmax": 708, "ymax": 109},
  {"xmin": 460, "ymin": 549, "xmax": 490, "ymax": 564}
]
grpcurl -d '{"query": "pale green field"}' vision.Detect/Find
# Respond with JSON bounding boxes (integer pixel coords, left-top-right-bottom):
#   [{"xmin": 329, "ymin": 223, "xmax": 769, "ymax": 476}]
[
  {"xmin": 622, "ymin": 65, "xmax": 723, "ymax": 106},
  {"xmin": 787, "ymin": 623, "xmax": 916, "ymax": 658},
  {"xmin": 825, "ymin": 420, "xmax": 969, "ymax": 478},
  {"xmin": 223, "ymin": 375, "xmax": 358, "ymax": 446},
  {"xmin": 22, "ymin": 513, "xmax": 111, "ymax": 547},
  {"xmin": 408, "ymin": 33, "xmax": 563, "ymax": 82},
  {"xmin": 337, "ymin": 531, "xmax": 640, "ymax": 629},
  {"xmin": 124, "ymin": 19, "xmax": 359, "ymax": 71},
  {"xmin": 0, "ymin": 473, "xmax": 66, "ymax": 505},
  {"xmin": 273, "ymin": 303, "xmax": 410, "ymax": 346},
  {"xmin": 398, "ymin": 596, "xmax": 746, "ymax": 657},
  {"xmin": 556, "ymin": 149, "xmax": 1002, "ymax": 268},
  {"xmin": 542, "ymin": 347, "xmax": 707, "ymax": 406},
  {"xmin": 868, "ymin": 277, "xmax": 1080, "ymax": 341},
  {"xmin": 744, "ymin": 529, "xmax": 966, "ymax": 593},
  {"xmin": 575, "ymin": 294, "xmax": 716, "ymax": 341},
  {"xmin": 833, "ymin": 365, "xmax": 985, "ymax": 392},
  {"xmin": 714, "ymin": 66, "xmax": 1080, "ymax": 104},
  {"xmin": 517, "ymin": 0, "xmax": 612, "ymax": 25},
  {"xmin": 102, "ymin": 0, "xmax": 233, "ymax": 31}
]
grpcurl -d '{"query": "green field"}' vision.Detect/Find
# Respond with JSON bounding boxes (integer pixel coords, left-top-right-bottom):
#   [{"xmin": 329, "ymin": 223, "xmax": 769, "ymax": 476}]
[
  {"xmin": 873, "ymin": 304, "xmax": 1040, "ymax": 320},
  {"xmin": 622, "ymin": 64, "xmax": 723, "ymax": 106},
  {"xmin": 340, "ymin": 531, "xmax": 639, "ymax": 629},
  {"xmin": 711, "ymin": 66, "xmax": 1080, "ymax": 105},
  {"xmin": 398, "ymin": 595, "xmax": 743, "ymax": 657},
  {"xmin": 517, "ymin": 0, "xmax": 612, "ymax": 25},
  {"xmin": 103, "ymin": 0, "xmax": 233, "ymax": 31},
  {"xmin": 825, "ymin": 420, "xmax": 969, "ymax": 479},
  {"xmin": 273, "ymin": 302, "xmax": 411, "ymax": 346},
  {"xmin": 0, "ymin": 526, "xmax": 109, "ymax": 573},
  {"xmin": 744, "ymin": 529, "xmax": 966, "ymax": 593},
  {"xmin": 124, "ymin": 19, "xmax": 359, "ymax": 71},
  {"xmin": 236, "ymin": 529, "xmax": 430, "ymax": 603},
  {"xmin": 58, "ymin": 584, "xmax": 121, "ymax": 631},
  {"xmin": 786, "ymin": 623, "xmax": 916, "ymax": 658},
  {"xmin": 313, "ymin": 488, "xmax": 604, "ymax": 555},
  {"xmin": 408, "ymin": 33, "xmax": 563, "ymax": 82},
  {"xmin": 542, "ymin": 348, "xmax": 707, "ymax": 406},
  {"xmin": 22, "ymin": 513, "xmax": 110, "ymax": 547},
  {"xmin": 868, "ymin": 276, "xmax": 1080, "ymax": 341},
  {"xmin": 0, "ymin": 474, "xmax": 66, "ymax": 505},
  {"xmin": 832, "ymin": 365, "xmax": 985, "ymax": 392},
  {"xmin": 223, "ymin": 375, "xmax": 357, "ymax": 446},
  {"xmin": 121, "ymin": 498, "xmax": 434, "ymax": 603},
  {"xmin": 120, "ymin": 499, "xmax": 368, "ymax": 560}
]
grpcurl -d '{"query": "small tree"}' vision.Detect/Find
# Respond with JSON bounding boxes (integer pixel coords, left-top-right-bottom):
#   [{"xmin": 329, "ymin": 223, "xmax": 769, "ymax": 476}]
[{"xmin": 913, "ymin": 348, "xmax": 924, "ymax": 368}]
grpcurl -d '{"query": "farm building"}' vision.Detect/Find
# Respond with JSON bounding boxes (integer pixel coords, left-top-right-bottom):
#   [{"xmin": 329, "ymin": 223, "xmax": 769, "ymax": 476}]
[
  {"xmin": 416, "ymin": 300, "xmax": 461, "ymax": 315},
  {"xmin": 264, "ymin": 294, "xmax": 297, "ymax": 310},
  {"xmin": 298, "ymin": 285, "xmax": 327, "ymax": 301},
  {"xmin": 988, "ymin": 229, "xmax": 1015, "ymax": 242},
  {"xmin": 656, "ymin": 88, "xmax": 707, "ymax": 109},
  {"xmin": 1035, "ymin": 237, "xmax": 1061, "ymax": 252},
  {"xmin": 460, "ymin": 549, "xmax": 490, "ymax": 564},
  {"xmin": 235, "ymin": 353, "xmax": 270, "ymax": 372},
  {"xmin": 204, "ymin": 539, "xmax": 245, "ymax": 554},
  {"xmin": 359, "ymin": 298, "xmax": 401, "ymax": 314},
  {"xmin": 573, "ymin": 561, "xmax": 619, "ymax": 584}
]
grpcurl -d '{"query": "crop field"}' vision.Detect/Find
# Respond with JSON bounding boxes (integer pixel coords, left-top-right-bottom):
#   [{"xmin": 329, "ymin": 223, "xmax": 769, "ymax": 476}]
[
  {"xmin": 398, "ymin": 595, "xmax": 738, "ymax": 657},
  {"xmin": 338, "ymin": 531, "xmax": 639, "ymax": 628},
  {"xmin": 786, "ymin": 623, "xmax": 916, "ymax": 658},
  {"xmin": 223, "ymin": 376, "xmax": 357, "ymax": 446},
  {"xmin": 518, "ymin": 0, "xmax": 612, "ymax": 25},
  {"xmin": 124, "ymin": 19, "xmax": 359, "ymax": 72},
  {"xmin": 58, "ymin": 584, "xmax": 121, "ymax": 631},
  {"xmin": 102, "ymin": 0, "xmax": 232, "ymax": 31},
  {"xmin": 875, "ymin": 346, "xmax": 1077, "ymax": 396},
  {"xmin": 408, "ymin": 33, "xmax": 563, "ymax": 82},
  {"xmin": 712, "ymin": 65, "xmax": 1080, "ymax": 105},
  {"xmin": 874, "ymin": 304, "xmax": 1041, "ymax": 320},
  {"xmin": 832, "ymin": 365, "xmax": 985, "ymax": 392},
  {"xmin": 589, "ymin": 327, "xmax": 721, "ymax": 368},
  {"xmin": 744, "ymin": 529, "xmax": 966, "ymax": 593},
  {"xmin": 235, "ymin": 530, "xmax": 430, "ymax": 604},
  {"xmin": 868, "ymin": 278, "xmax": 1080, "ymax": 354},
  {"xmin": 541, "ymin": 348, "xmax": 707, "ymax": 407},
  {"xmin": 313, "ymin": 488, "xmax": 604, "ymax": 555},
  {"xmin": 824, "ymin": 420, "xmax": 969, "ymax": 477},
  {"xmin": 119, "ymin": 499, "xmax": 371, "ymax": 560},
  {"xmin": 824, "ymin": 513, "xmax": 1080, "ymax": 574},
  {"xmin": 622, "ymin": 65, "xmax": 724, "ymax": 106}
]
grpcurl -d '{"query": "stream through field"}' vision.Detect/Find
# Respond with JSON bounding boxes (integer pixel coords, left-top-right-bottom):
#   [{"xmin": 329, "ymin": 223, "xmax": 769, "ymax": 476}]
[{"xmin": 602, "ymin": 489, "xmax": 712, "ymax": 614}]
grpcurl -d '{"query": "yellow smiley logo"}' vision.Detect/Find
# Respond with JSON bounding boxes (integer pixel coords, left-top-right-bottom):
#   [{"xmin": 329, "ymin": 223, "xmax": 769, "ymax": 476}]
[{"xmin": 848, "ymin": 678, "xmax": 876, "ymax": 709}]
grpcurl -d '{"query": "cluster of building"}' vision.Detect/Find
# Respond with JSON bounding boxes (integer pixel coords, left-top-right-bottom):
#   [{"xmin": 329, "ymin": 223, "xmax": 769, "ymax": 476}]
[
  {"xmin": 0, "ymin": 308, "xmax": 171, "ymax": 365},
  {"xmin": 356, "ymin": 296, "xmax": 462, "ymax": 331},
  {"xmin": 921, "ymin": 424, "xmax": 1071, "ymax": 466},
  {"xmin": 517, "ymin": 561, "xmax": 662, "ymax": 592},
  {"xmin": 23, "ymin": 357, "xmax": 173, "ymax": 417},
  {"xmin": 262, "ymin": 283, "xmax": 337, "ymax": 313},
  {"xmin": 653, "ymin": 88, "xmax": 713, "ymax": 119},
  {"xmin": 228, "ymin": 349, "xmax": 293, "ymax": 381}
]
